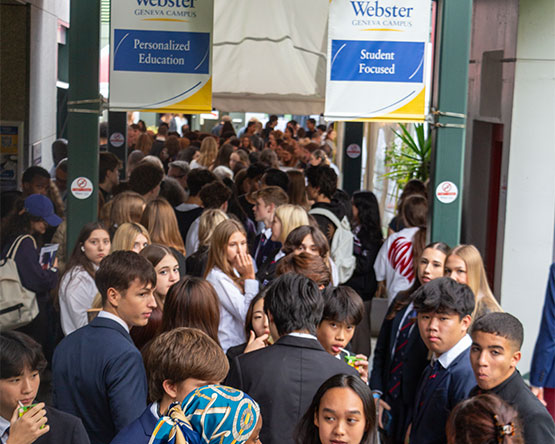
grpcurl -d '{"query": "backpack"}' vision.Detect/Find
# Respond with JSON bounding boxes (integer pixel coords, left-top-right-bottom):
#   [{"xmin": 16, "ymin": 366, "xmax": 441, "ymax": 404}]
[
  {"xmin": 0, "ymin": 235, "xmax": 39, "ymax": 330},
  {"xmin": 309, "ymin": 207, "xmax": 356, "ymax": 284}
]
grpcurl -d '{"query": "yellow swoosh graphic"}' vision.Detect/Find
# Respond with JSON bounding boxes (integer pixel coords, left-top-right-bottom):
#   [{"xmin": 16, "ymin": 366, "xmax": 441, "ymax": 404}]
[{"xmin": 362, "ymin": 28, "xmax": 403, "ymax": 32}]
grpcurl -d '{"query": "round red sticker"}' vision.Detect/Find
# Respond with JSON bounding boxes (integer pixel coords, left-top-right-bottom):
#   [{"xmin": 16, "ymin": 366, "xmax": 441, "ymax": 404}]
[
  {"xmin": 71, "ymin": 177, "xmax": 94, "ymax": 200},
  {"xmin": 435, "ymin": 181, "xmax": 458, "ymax": 204}
]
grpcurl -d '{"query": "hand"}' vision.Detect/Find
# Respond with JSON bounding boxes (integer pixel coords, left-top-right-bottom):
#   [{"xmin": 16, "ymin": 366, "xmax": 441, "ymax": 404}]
[
  {"xmin": 354, "ymin": 354, "xmax": 369, "ymax": 383},
  {"xmin": 531, "ymin": 386, "xmax": 546, "ymax": 406},
  {"xmin": 375, "ymin": 281, "xmax": 386, "ymax": 299},
  {"xmin": 235, "ymin": 251, "xmax": 255, "ymax": 280},
  {"xmin": 7, "ymin": 403, "xmax": 49, "ymax": 444},
  {"xmin": 377, "ymin": 398, "xmax": 391, "ymax": 430},
  {"xmin": 243, "ymin": 330, "xmax": 269, "ymax": 354},
  {"xmin": 52, "ymin": 257, "xmax": 59, "ymax": 269}
]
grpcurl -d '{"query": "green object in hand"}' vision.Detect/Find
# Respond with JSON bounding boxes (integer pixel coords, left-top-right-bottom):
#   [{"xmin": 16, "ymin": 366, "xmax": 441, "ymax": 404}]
[
  {"xmin": 344, "ymin": 355, "xmax": 364, "ymax": 367},
  {"xmin": 18, "ymin": 404, "xmax": 46, "ymax": 429}
]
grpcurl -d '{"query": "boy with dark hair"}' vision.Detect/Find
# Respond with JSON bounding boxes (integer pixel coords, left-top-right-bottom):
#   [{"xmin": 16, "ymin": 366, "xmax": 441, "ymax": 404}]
[
  {"xmin": 409, "ymin": 277, "xmax": 476, "ymax": 444},
  {"xmin": 316, "ymin": 285, "xmax": 369, "ymax": 381},
  {"xmin": 21, "ymin": 166, "xmax": 51, "ymax": 197},
  {"xmin": 0, "ymin": 331, "xmax": 89, "ymax": 444},
  {"xmin": 226, "ymin": 274, "xmax": 358, "ymax": 444},
  {"xmin": 52, "ymin": 251, "xmax": 157, "ymax": 444},
  {"xmin": 98, "ymin": 152, "xmax": 121, "ymax": 205},
  {"xmin": 174, "ymin": 169, "xmax": 217, "ymax": 246},
  {"xmin": 128, "ymin": 162, "xmax": 163, "ymax": 201},
  {"xmin": 470, "ymin": 312, "xmax": 555, "ymax": 443},
  {"xmin": 261, "ymin": 168, "xmax": 289, "ymax": 193},
  {"xmin": 111, "ymin": 327, "xmax": 229, "ymax": 444},
  {"xmin": 251, "ymin": 186, "xmax": 288, "ymax": 268}
]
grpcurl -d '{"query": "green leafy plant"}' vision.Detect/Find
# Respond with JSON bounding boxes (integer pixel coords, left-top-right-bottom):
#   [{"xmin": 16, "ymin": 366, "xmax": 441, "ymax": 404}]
[{"xmin": 383, "ymin": 123, "xmax": 431, "ymax": 191}]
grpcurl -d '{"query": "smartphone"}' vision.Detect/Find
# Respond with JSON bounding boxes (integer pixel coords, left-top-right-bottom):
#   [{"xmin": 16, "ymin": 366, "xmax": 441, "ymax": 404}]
[{"xmin": 381, "ymin": 408, "xmax": 393, "ymax": 435}]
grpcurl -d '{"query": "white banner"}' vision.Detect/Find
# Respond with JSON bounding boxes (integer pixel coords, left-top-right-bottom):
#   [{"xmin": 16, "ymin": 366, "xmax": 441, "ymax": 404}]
[
  {"xmin": 109, "ymin": 0, "xmax": 213, "ymax": 113},
  {"xmin": 325, "ymin": 0, "xmax": 432, "ymax": 121}
]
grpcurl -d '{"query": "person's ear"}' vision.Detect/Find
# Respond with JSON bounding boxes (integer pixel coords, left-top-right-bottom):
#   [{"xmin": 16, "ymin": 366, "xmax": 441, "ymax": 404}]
[
  {"xmin": 162, "ymin": 379, "xmax": 178, "ymax": 399},
  {"xmin": 511, "ymin": 350, "xmax": 522, "ymax": 367},
  {"xmin": 314, "ymin": 410, "xmax": 319, "ymax": 428},
  {"xmin": 106, "ymin": 287, "xmax": 120, "ymax": 308},
  {"xmin": 461, "ymin": 314, "xmax": 472, "ymax": 331}
]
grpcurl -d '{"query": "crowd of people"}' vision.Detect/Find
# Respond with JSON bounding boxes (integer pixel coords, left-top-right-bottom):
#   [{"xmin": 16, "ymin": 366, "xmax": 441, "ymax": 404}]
[{"xmin": 0, "ymin": 115, "xmax": 554, "ymax": 444}]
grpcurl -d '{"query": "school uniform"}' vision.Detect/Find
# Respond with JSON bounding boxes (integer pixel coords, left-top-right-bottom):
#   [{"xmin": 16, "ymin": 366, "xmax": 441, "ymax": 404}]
[
  {"xmin": 409, "ymin": 335, "xmax": 476, "ymax": 444},
  {"xmin": 110, "ymin": 403, "xmax": 159, "ymax": 444}
]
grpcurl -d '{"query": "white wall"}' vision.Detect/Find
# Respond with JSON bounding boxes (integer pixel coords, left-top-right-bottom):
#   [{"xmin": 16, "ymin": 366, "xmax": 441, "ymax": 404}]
[{"xmin": 501, "ymin": 0, "xmax": 555, "ymax": 373}]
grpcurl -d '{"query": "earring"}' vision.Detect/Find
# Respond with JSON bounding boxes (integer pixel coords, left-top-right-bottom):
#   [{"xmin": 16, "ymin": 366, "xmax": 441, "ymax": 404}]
[{"xmin": 81, "ymin": 246, "xmax": 85, "ymax": 252}]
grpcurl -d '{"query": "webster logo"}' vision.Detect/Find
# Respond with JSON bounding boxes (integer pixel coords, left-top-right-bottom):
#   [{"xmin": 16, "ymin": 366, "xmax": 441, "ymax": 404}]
[
  {"xmin": 136, "ymin": 0, "xmax": 196, "ymax": 7},
  {"xmin": 350, "ymin": 1, "xmax": 414, "ymax": 18}
]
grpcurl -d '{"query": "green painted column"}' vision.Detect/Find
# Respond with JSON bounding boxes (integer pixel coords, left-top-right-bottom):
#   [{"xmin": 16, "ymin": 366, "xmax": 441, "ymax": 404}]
[
  {"xmin": 429, "ymin": 0, "xmax": 473, "ymax": 247},
  {"xmin": 66, "ymin": 0, "xmax": 101, "ymax": 254}
]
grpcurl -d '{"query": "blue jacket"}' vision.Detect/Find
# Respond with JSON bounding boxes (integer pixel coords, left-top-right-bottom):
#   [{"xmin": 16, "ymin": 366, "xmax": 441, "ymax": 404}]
[
  {"xmin": 52, "ymin": 316, "xmax": 148, "ymax": 444},
  {"xmin": 409, "ymin": 347, "xmax": 476, "ymax": 444},
  {"xmin": 110, "ymin": 404, "xmax": 158, "ymax": 444},
  {"xmin": 530, "ymin": 263, "xmax": 555, "ymax": 389}
]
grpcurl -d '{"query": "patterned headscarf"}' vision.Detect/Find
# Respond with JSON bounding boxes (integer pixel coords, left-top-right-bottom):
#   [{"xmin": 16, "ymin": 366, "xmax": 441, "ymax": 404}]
[{"xmin": 149, "ymin": 385, "xmax": 260, "ymax": 444}]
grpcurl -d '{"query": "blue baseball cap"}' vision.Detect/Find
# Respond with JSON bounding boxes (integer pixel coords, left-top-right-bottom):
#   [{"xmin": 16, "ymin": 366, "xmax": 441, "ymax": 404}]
[{"xmin": 24, "ymin": 194, "xmax": 62, "ymax": 227}]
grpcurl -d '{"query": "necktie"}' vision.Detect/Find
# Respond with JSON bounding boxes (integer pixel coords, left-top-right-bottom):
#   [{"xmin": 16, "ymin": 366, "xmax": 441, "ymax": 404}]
[
  {"xmin": 386, "ymin": 308, "xmax": 417, "ymax": 400},
  {"xmin": 415, "ymin": 360, "xmax": 442, "ymax": 412}
]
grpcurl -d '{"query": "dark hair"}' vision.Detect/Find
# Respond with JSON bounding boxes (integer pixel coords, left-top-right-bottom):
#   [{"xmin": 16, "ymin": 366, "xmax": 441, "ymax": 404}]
[
  {"xmin": 295, "ymin": 374, "xmax": 377, "ymax": 444},
  {"xmin": 1, "ymin": 197, "xmax": 35, "ymax": 245},
  {"xmin": 0, "ymin": 331, "xmax": 47, "ymax": 378},
  {"xmin": 413, "ymin": 277, "xmax": 475, "ymax": 319},
  {"xmin": 352, "ymin": 191, "xmax": 383, "ymax": 244},
  {"xmin": 471, "ymin": 312, "xmax": 524, "ymax": 349},
  {"xmin": 161, "ymin": 277, "xmax": 221, "ymax": 345},
  {"xmin": 264, "ymin": 274, "xmax": 324, "ymax": 336},
  {"xmin": 140, "ymin": 243, "xmax": 174, "ymax": 269},
  {"xmin": 96, "ymin": 250, "xmax": 156, "ymax": 305},
  {"xmin": 186, "ymin": 168, "xmax": 217, "ymax": 196},
  {"xmin": 446, "ymin": 394, "xmax": 524, "ymax": 444},
  {"xmin": 129, "ymin": 162, "xmax": 164, "ymax": 196},
  {"xmin": 22, "ymin": 166, "xmax": 50, "ymax": 184},
  {"xmin": 321, "ymin": 286, "xmax": 364, "ymax": 326},
  {"xmin": 144, "ymin": 327, "xmax": 228, "ymax": 403},
  {"xmin": 401, "ymin": 194, "xmax": 428, "ymax": 264},
  {"xmin": 99, "ymin": 152, "xmax": 121, "ymax": 183},
  {"xmin": 305, "ymin": 165, "xmax": 337, "ymax": 199},
  {"xmin": 159, "ymin": 176, "xmax": 187, "ymax": 207},
  {"xmin": 276, "ymin": 252, "xmax": 332, "ymax": 288},
  {"xmin": 282, "ymin": 225, "xmax": 329, "ymax": 258},
  {"xmin": 199, "ymin": 180, "xmax": 232, "ymax": 209},
  {"xmin": 287, "ymin": 170, "xmax": 309, "ymax": 209},
  {"xmin": 214, "ymin": 143, "xmax": 234, "ymax": 168},
  {"xmin": 245, "ymin": 162, "xmax": 267, "ymax": 180},
  {"xmin": 387, "ymin": 241, "xmax": 451, "ymax": 320},
  {"xmin": 244, "ymin": 291, "xmax": 266, "ymax": 340},
  {"xmin": 63, "ymin": 222, "xmax": 109, "ymax": 280},
  {"xmin": 263, "ymin": 168, "xmax": 289, "ymax": 193}
]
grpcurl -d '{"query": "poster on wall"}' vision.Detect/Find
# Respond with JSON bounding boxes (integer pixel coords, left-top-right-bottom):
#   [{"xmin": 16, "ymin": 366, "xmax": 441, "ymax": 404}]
[
  {"xmin": 109, "ymin": 0, "xmax": 213, "ymax": 113},
  {"xmin": 325, "ymin": 0, "xmax": 432, "ymax": 121},
  {"xmin": 0, "ymin": 122, "xmax": 24, "ymax": 191}
]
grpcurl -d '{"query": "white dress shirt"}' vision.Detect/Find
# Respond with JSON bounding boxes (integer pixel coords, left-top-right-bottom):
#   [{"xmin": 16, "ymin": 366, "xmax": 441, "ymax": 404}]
[
  {"xmin": 185, "ymin": 216, "xmax": 200, "ymax": 258},
  {"xmin": 436, "ymin": 334, "xmax": 472, "ymax": 369},
  {"xmin": 0, "ymin": 415, "xmax": 10, "ymax": 444},
  {"xmin": 206, "ymin": 266, "xmax": 259, "ymax": 352},
  {"xmin": 59, "ymin": 265, "xmax": 99, "ymax": 335},
  {"xmin": 97, "ymin": 310, "xmax": 130, "ymax": 333}
]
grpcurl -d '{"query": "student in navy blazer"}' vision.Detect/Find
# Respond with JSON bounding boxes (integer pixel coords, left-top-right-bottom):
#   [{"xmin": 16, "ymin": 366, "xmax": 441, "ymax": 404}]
[
  {"xmin": 110, "ymin": 328, "xmax": 229, "ymax": 444},
  {"xmin": 531, "ymin": 263, "xmax": 555, "ymax": 419},
  {"xmin": 53, "ymin": 251, "xmax": 157, "ymax": 444},
  {"xmin": 409, "ymin": 278, "xmax": 477, "ymax": 444}
]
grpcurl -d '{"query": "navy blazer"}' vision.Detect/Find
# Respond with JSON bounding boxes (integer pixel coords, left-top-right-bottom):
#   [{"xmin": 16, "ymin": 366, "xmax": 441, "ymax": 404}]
[
  {"xmin": 110, "ymin": 404, "xmax": 158, "ymax": 444},
  {"xmin": 530, "ymin": 263, "xmax": 555, "ymax": 389},
  {"xmin": 34, "ymin": 406, "xmax": 90, "ymax": 444},
  {"xmin": 226, "ymin": 335, "xmax": 359, "ymax": 444},
  {"xmin": 409, "ymin": 347, "xmax": 476, "ymax": 444},
  {"xmin": 251, "ymin": 232, "xmax": 281, "ymax": 269},
  {"xmin": 52, "ymin": 316, "xmax": 148, "ymax": 444}
]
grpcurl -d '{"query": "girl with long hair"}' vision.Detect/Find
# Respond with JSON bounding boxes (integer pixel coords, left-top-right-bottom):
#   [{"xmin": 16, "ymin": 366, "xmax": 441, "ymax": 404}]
[
  {"xmin": 370, "ymin": 241, "xmax": 450, "ymax": 444},
  {"xmin": 295, "ymin": 374, "xmax": 377, "ymax": 444},
  {"xmin": 190, "ymin": 136, "xmax": 218, "ymax": 169},
  {"xmin": 160, "ymin": 276, "xmax": 221, "ymax": 346},
  {"xmin": 287, "ymin": 170, "xmax": 310, "ymax": 210},
  {"xmin": 109, "ymin": 191, "xmax": 146, "ymax": 234},
  {"xmin": 204, "ymin": 219, "xmax": 259, "ymax": 352},
  {"xmin": 132, "ymin": 244, "xmax": 180, "ymax": 350},
  {"xmin": 444, "ymin": 244, "xmax": 502, "ymax": 319},
  {"xmin": 140, "ymin": 197, "xmax": 186, "ymax": 277},
  {"xmin": 58, "ymin": 222, "xmax": 110, "ymax": 335},
  {"xmin": 110, "ymin": 222, "xmax": 150, "ymax": 253},
  {"xmin": 374, "ymin": 194, "xmax": 428, "ymax": 303}
]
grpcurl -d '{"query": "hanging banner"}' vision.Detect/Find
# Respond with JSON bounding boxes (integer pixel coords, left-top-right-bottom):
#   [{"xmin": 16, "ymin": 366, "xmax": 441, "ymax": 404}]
[
  {"xmin": 109, "ymin": 0, "xmax": 213, "ymax": 113},
  {"xmin": 325, "ymin": 0, "xmax": 431, "ymax": 121}
]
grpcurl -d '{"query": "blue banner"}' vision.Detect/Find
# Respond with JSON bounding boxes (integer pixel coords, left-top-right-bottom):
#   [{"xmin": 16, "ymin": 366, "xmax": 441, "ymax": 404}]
[
  {"xmin": 113, "ymin": 29, "xmax": 210, "ymax": 74},
  {"xmin": 330, "ymin": 40, "xmax": 424, "ymax": 83}
]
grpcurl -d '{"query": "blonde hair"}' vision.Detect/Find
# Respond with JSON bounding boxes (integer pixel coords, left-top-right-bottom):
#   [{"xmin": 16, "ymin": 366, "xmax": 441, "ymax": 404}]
[
  {"xmin": 448, "ymin": 244, "xmax": 502, "ymax": 316},
  {"xmin": 204, "ymin": 219, "xmax": 246, "ymax": 288},
  {"xmin": 111, "ymin": 222, "xmax": 151, "ymax": 252},
  {"xmin": 198, "ymin": 209, "xmax": 229, "ymax": 247},
  {"xmin": 110, "ymin": 191, "xmax": 146, "ymax": 228},
  {"xmin": 141, "ymin": 197, "xmax": 186, "ymax": 255},
  {"xmin": 274, "ymin": 204, "xmax": 309, "ymax": 244},
  {"xmin": 197, "ymin": 137, "xmax": 218, "ymax": 168}
]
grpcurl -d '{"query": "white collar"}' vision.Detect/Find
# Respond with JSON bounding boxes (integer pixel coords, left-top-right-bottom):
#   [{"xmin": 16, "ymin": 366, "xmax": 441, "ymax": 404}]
[
  {"xmin": 0, "ymin": 414, "xmax": 10, "ymax": 442},
  {"xmin": 150, "ymin": 401, "xmax": 161, "ymax": 420},
  {"xmin": 288, "ymin": 332, "xmax": 318, "ymax": 341},
  {"xmin": 262, "ymin": 227, "xmax": 272, "ymax": 238},
  {"xmin": 274, "ymin": 250, "xmax": 285, "ymax": 262},
  {"xmin": 436, "ymin": 334, "xmax": 472, "ymax": 369},
  {"xmin": 97, "ymin": 310, "xmax": 130, "ymax": 333}
]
